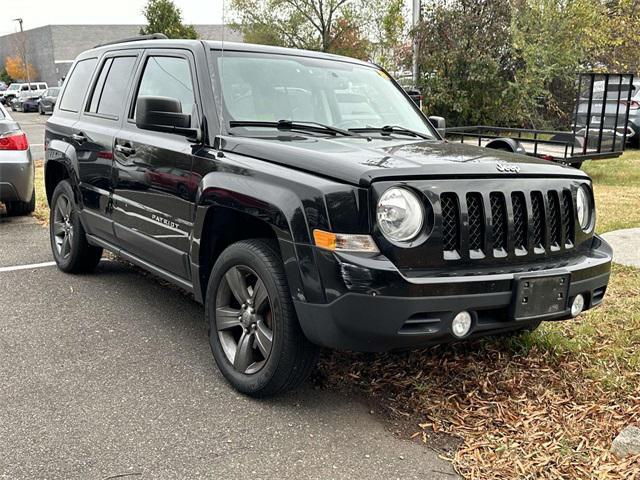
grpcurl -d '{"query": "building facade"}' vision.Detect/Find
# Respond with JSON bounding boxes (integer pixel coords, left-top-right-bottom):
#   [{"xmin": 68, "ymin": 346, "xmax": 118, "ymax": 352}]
[{"xmin": 0, "ymin": 24, "xmax": 242, "ymax": 85}]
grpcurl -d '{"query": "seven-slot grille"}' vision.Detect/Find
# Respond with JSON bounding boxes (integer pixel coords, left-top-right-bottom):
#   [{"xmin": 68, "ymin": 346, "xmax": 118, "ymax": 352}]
[{"xmin": 441, "ymin": 189, "xmax": 576, "ymax": 259}]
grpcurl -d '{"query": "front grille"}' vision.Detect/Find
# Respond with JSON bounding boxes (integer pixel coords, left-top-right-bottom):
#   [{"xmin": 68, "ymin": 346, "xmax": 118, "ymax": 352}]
[
  {"xmin": 439, "ymin": 187, "xmax": 576, "ymax": 260},
  {"xmin": 441, "ymin": 193, "xmax": 460, "ymax": 252}
]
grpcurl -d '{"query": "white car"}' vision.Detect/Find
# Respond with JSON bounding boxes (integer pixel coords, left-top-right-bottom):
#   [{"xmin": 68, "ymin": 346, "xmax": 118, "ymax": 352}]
[
  {"xmin": 0, "ymin": 102, "xmax": 35, "ymax": 215},
  {"xmin": 0, "ymin": 82, "xmax": 48, "ymax": 106}
]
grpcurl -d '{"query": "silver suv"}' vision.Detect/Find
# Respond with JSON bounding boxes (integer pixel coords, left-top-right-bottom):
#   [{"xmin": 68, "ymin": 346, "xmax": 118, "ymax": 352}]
[{"xmin": 0, "ymin": 103, "xmax": 34, "ymax": 215}]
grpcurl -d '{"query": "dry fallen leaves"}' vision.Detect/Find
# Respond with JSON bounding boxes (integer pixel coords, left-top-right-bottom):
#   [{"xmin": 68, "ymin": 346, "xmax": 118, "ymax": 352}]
[{"xmin": 319, "ymin": 265, "xmax": 640, "ymax": 479}]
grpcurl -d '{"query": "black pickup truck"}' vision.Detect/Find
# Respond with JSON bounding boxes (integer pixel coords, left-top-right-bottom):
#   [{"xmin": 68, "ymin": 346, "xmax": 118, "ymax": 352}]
[{"xmin": 44, "ymin": 36, "xmax": 612, "ymax": 396}]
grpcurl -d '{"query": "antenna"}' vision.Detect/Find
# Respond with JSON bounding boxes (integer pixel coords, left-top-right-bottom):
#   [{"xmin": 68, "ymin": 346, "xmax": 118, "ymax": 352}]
[{"xmin": 217, "ymin": 0, "xmax": 226, "ymax": 139}]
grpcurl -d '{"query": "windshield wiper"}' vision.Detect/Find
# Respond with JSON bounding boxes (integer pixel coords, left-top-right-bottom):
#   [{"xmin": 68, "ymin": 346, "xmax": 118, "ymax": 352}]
[
  {"xmin": 229, "ymin": 120, "xmax": 368, "ymax": 138},
  {"xmin": 348, "ymin": 125, "xmax": 432, "ymax": 140}
]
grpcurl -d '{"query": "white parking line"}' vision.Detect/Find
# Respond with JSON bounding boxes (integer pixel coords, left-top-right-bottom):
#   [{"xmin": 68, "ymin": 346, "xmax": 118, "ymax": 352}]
[{"xmin": 0, "ymin": 261, "xmax": 56, "ymax": 273}]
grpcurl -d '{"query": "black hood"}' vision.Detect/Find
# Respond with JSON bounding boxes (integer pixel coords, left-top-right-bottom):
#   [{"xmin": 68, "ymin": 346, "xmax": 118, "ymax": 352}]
[{"xmin": 220, "ymin": 135, "xmax": 589, "ymax": 186}]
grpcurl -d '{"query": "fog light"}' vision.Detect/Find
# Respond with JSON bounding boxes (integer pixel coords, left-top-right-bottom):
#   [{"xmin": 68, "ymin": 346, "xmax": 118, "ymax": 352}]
[
  {"xmin": 571, "ymin": 294, "xmax": 585, "ymax": 317},
  {"xmin": 452, "ymin": 311, "xmax": 472, "ymax": 338}
]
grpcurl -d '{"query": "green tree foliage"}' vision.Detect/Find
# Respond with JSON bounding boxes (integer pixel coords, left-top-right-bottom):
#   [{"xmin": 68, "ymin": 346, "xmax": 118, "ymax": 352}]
[
  {"xmin": 229, "ymin": 0, "xmax": 404, "ymax": 65},
  {"xmin": 140, "ymin": 0, "xmax": 198, "ymax": 39},
  {"xmin": 0, "ymin": 68, "xmax": 14, "ymax": 85},
  {"xmin": 415, "ymin": 0, "xmax": 519, "ymax": 127},
  {"xmin": 414, "ymin": 0, "xmax": 640, "ymax": 129}
]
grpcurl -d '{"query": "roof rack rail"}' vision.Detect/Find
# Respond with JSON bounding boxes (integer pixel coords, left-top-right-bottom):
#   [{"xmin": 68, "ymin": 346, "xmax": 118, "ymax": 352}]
[{"xmin": 94, "ymin": 33, "xmax": 168, "ymax": 48}]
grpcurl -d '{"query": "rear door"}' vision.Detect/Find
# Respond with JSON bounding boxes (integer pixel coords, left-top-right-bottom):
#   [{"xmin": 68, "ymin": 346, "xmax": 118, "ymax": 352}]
[
  {"xmin": 72, "ymin": 51, "xmax": 141, "ymax": 243},
  {"xmin": 48, "ymin": 56, "xmax": 100, "ymax": 215},
  {"xmin": 111, "ymin": 49, "xmax": 201, "ymax": 280}
]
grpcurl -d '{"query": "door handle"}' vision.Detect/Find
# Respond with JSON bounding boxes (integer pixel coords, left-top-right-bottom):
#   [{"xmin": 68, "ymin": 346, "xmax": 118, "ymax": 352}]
[
  {"xmin": 115, "ymin": 144, "xmax": 136, "ymax": 156},
  {"xmin": 72, "ymin": 133, "xmax": 87, "ymax": 143}
]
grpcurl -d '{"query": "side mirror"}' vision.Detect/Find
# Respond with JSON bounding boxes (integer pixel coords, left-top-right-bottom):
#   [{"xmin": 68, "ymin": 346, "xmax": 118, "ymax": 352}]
[
  {"xmin": 136, "ymin": 96, "xmax": 198, "ymax": 138},
  {"xmin": 428, "ymin": 116, "xmax": 446, "ymax": 136}
]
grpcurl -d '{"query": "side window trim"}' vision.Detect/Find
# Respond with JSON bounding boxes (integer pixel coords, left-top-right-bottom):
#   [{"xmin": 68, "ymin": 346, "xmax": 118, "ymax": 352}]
[
  {"xmin": 126, "ymin": 49, "xmax": 201, "ymax": 132},
  {"xmin": 83, "ymin": 51, "xmax": 140, "ymax": 122}
]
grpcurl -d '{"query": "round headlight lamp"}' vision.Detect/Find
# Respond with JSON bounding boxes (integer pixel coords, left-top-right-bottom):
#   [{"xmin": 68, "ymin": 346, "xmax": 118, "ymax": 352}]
[
  {"xmin": 377, "ymin": 187, "xmax": 424, "ymax": 242},
  {"xmin": 576, "ymin": 186, "xmax": 592, "ymax": 231}
]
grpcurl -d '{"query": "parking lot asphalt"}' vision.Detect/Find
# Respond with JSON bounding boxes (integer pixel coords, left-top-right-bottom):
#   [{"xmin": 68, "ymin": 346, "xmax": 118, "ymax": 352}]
[
  {"xmin": 11, "ymin": 110, "xmax": 46, "ymax": 161},
  {"xmin": 0, "ymin": 112, "xmax": 459, "ymax": 479}
]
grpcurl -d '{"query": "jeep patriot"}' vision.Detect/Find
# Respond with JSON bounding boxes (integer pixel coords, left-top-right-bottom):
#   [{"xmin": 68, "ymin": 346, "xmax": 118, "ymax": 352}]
[{"xmin": 44, "ymin": 36, "xmax": 612, "ymax": 396}]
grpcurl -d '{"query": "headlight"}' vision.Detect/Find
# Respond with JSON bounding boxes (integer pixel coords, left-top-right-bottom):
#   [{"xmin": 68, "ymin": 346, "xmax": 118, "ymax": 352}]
[
  {"xmin": 576, "ymin": 185, "xmax": 591, "ymax": 231},
  {"xmin": 377, "ymin": 187, "xmax": 424, "ymax": 242}
]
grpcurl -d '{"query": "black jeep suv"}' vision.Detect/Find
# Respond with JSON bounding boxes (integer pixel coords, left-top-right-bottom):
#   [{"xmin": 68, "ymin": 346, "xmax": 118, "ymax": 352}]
[{"xmin": 44, "ymin": 37, "xmax": 612, "ymax": 396}]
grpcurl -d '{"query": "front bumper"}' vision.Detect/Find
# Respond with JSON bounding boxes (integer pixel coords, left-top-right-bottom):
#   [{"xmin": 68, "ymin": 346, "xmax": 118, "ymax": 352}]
[
  {"xmin": 294, "ymin": 236, "xmax": 612, "ymax": 352},
  {"xmin": 0, "ymin": 149, "xmax": 35, "ymax": 203}
]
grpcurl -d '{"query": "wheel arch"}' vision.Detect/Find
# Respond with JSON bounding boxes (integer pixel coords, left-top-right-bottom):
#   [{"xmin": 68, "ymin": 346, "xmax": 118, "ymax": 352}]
[
  {"xmin": 44, "ymin": 140, "xmax": 80, "ymax": 207},
  {"xmin": 191, "ymin": 173, "xmax": 320, "ymax": 306}
]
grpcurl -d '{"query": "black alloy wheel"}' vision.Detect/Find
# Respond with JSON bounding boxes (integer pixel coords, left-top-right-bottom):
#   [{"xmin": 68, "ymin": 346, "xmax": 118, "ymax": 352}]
[{"xmin": 206, "ymin": 239, "xmax": 319, "ymax": 396}]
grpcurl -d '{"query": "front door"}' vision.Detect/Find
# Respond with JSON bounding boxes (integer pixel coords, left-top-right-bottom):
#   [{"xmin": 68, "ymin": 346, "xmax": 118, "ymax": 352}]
[{"xmin": 111, "ymin": 50, "xmax": 201, "ymax": 280}]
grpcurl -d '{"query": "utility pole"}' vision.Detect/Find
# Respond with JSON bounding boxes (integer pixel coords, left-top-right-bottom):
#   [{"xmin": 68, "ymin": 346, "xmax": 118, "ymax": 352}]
[
  {"xmin": 411, "ymin": 0, "xmax": 420, "ymax": 86},
  {"xmin": 12, "ymin": 18, "xmax": 31, "ymax": 86}
]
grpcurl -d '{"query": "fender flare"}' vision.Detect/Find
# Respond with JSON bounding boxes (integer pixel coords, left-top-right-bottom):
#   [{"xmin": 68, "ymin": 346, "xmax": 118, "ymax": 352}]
[
  {"xmin": 44, "ymin": 139, "xmax": 83, "ymax": 207},
  {"xmin": 190, "ymin": 171, "xmax": 322, "ymax": 305}
]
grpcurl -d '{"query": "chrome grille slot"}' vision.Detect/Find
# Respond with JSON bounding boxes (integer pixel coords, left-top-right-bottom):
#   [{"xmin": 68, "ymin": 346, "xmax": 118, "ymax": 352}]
[
  {"xmin": 531, "ymin": 191, "xmax": 546, "ymax": 250},
  {"xmin": 441, "ymin": 193, "xmax": 460, "ymax": 253},
  {"xmin": 466, "ymin": 193, "xmax": 484, "ymax": 253},
  {"xmin": 562, "ymin": 189, "xmax": 575, "ymax": 247},
  {"xmin": 490, "ymin": 192, "xmax": 507, "ymax": 254},
  {"xmin": 511, "ymin": 192, "xmax": 527, "ymax": 252},
  {"xmin": 547, "ymin": 191, "xmax": 562, "ymax": 249}
]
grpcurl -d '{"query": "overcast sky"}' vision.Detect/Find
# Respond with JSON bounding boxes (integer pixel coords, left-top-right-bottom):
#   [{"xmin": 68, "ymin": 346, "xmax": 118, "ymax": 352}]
[{"xmin": 0, "ymin": 0, "xmax": 225, "ymax": 36}]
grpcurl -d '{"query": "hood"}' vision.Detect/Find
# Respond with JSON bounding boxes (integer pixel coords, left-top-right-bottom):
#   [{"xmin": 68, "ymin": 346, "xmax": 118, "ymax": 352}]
[{"xmin": 220, "ymin": 135, "xmax": 589, "ymax": 187}]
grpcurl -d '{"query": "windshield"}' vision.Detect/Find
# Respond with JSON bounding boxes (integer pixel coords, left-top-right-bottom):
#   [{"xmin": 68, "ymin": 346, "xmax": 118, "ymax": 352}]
[
  {"xmin": 211, "ymin": 50, "xmax": 435, "ymax": 139},
  {"xmin": 7, "ymin": 84, "xmax": 19, "ymax": 91}
]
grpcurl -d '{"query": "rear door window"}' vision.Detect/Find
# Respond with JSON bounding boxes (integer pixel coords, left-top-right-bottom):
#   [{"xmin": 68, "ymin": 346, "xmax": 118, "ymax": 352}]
[
  {"xmin": 59, "ymin": 58, "xmax": 98, "ymax": 112},
  {"xmin": 87, "ymin": 56, "xmax": 137, "ymax": 118}
]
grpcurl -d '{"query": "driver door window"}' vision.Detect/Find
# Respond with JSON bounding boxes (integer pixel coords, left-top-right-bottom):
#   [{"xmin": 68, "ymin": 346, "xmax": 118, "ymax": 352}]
[{"xmin": 133, "ymin": 56, "xmax": 195, "ymax": 124}]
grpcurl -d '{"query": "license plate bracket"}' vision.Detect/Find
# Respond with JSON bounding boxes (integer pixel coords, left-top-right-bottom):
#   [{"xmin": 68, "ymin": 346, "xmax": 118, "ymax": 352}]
[{"xmin": 512, "ymin": 274, "xmax": 570, "ymax": 321}]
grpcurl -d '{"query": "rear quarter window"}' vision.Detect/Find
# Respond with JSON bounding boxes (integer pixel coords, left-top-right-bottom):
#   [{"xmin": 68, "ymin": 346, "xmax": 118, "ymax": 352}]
[{"xmin": 59, "ymin": 58, "xmax": 98, "ymax": 113}]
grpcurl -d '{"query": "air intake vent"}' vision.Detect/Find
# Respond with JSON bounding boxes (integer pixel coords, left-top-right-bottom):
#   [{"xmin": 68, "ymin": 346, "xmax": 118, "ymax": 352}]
[
  {"xmin": 466, "ymin": 193, "xmax": 484, "ymax": 252},
  {"xmin": 562, "ymin": 189, "xmax": 575, "ymax": 247},
  {"xmin": 511, "ymin": 192, "xmax": 527, "ymax": 252},
  {"xmin": 490, "ymin": 193, "xmax": 507, "ymax": 252},
  {"xmin": 531, "ymin": 192, "xmax": 545, "ymax": 250},
  {"xmin": 548, "ymin": 191, "xmax": 562, "ymax": 248},
  {"xmin": 441, "ymin": 193, "xmax": 460, "ymax": 252}
]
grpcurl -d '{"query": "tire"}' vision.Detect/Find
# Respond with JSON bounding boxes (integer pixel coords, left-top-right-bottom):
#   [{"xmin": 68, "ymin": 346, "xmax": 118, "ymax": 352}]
[
  {"xmin": 205, "ymin": 239, "xmax": 319, "ymax": 397},
  {"xmin": 6, "ymin": 189, "xmax": 35, "ymax": 216},
  {"xmin": 49, "ymin": 180, "xmax": 103, "ymax": 273}
]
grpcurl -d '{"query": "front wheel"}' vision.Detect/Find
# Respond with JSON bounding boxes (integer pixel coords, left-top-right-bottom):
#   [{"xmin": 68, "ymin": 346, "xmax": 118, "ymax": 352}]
[
  {"xmin": 49, "ymin": 180, "xmax": 103, "ymax": 273},
  {"xmin": 206, "ymin": 239, "xmax": 319, "ymax": 397}
]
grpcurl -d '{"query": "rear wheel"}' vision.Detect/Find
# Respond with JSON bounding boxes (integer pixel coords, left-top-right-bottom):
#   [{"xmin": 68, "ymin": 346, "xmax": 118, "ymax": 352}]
[
  {"xmin": 206, "ymin": 239, "xmax": 319, "ymax": 397},
  {"xmin": 49, "ymin": 180, "xmax": 103, "ymax": 273}
]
